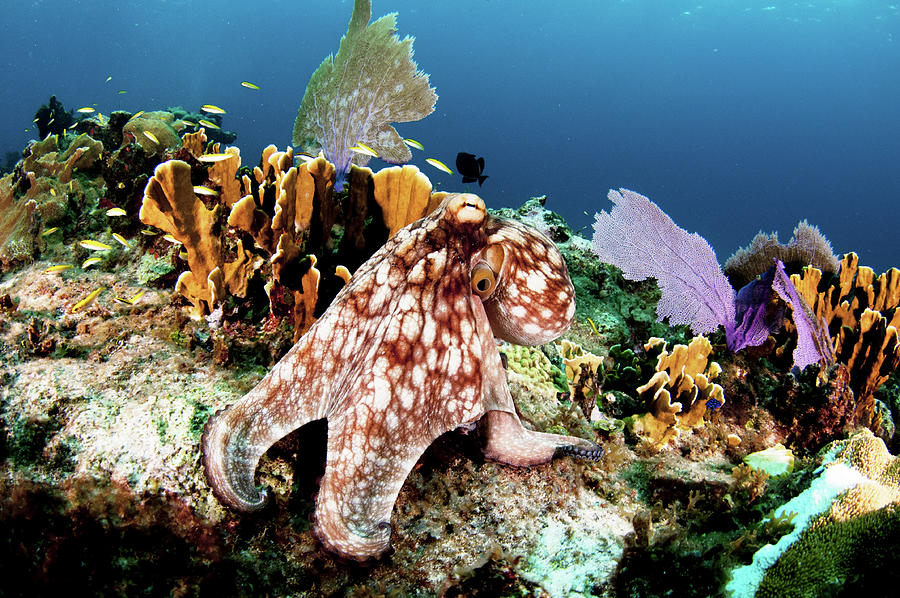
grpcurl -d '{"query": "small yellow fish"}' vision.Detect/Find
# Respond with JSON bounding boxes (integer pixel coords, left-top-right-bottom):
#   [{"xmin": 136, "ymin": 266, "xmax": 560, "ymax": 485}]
[
  {"xmin": 44, "ymin": 264, "xmax": 73, "ymax": 273},
  {"xmin": 68, "ymin": 181, "xmax": 74, "ymax": 192},
  {"xmin": 49, "ymin": 188, "xmax": 57, "ymax": 197},
  {"xmin": 403, "ymin": 138, "xmax": 425, "ymax": 151},
  {"xmin": 139, "ymin": 229, "xmax": 159, "ymax": 236},
  {"xmin": 112, "ymin": 233, "xmax": 131, "ymax": 248},
  {"xmin": 71, "ymin": 287, "xmax": 104, "ymax": 313},
  {"xmin": 193, "ymin": 185, "xmax": 219, "ymax": 196},
  {"xmin": 201, "ymin": 104, "xmax": 226, "ymax": 114},
  {"xmin": 68, "ymin": 123, "xmax": 78, "ymax": 129},
  {"xmin": 198, "ymin": 119, "xmax": 220, "ymax": 129},
  {"xmin": 295, "ymin": 153, "xmax": 315, "ymax": 163},
  {"xmin": 117, "ymin": 90, "xmax": 128, "ymax": 95},
  {"xmin": 79, "ymin": 239, "xmax": 113, "ymax": 251},
  {"xmin": 76, "ymin": 107, "xmax": 96, "ymax": 113},
  {"xmin": 105, "ymin": 76, "xmax": 112, "ymax": 82},
  {"xmin": 131, "ymin": 110, "xmax": 145, "ymax": 120},
  {"xmin": 113, "ymin": 289, "xmax": 146, "ymax": 305},
  {"xmin": 241, "ymin": 81, "xmax": 260, "ymax": 90},
  {"xmin": 82, "ymin": 257, "xmax": 102, "ymax": 269},
  {"xmin": 41, "ymin": 227, "xmax": 59, "ymax": 237},
  {"xmin": 198, "ymin": 153, "xmax": 233, "ymax": 163},
  {"xmin": 33, "ymin": 117, "xmax": 39, "ymax": 123},
  {"xmin": 47, "ymin": 118, "xmax": 55, "ymax": 126},
  {"xmin": 348, "ymin": 142, "xmax": 379, "ymax": 158},
  {"xmin": 143, "ymin": 131, "xmax": 159, "ymax": 145},
  {"xmin": 425, "ymin": 158, "xmax": 453, "ymax": 175},
  {"xmin": 181, "ymin": 119, "xmax": 197, "ymax": 127},
  {"xmin": 106, "ymin": 207, "xmax": 127, "ymax": 217},
  {"xmin": 163, "ymin": 234, "xmax": 182, "ymax": 244},
  {"xmin": 178, "ymin": 250, "xmax": 189, "ymax": 260},
  {"xmin": 117, "ymin": 182, "xmax": 126, "ymax": 189}
]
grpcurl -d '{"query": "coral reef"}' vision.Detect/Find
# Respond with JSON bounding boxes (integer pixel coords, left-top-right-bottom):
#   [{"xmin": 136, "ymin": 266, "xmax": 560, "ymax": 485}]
[
  {"xmin": 292, "ymin": 0, "xmax": 437, "ymax": 189},
  {"xmin": 2, "ymin": 91, "xmax": 898, "ymax": 594}
]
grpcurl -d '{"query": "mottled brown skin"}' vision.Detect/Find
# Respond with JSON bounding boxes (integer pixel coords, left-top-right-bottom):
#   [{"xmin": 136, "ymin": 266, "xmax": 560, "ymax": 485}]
[{"xmin": 201, "ymin": 193, "xmax": 600, "ymax": 561}]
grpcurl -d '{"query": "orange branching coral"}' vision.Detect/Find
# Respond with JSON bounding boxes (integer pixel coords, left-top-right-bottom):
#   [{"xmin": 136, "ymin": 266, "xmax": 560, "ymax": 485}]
[
  {"xmin": 371, "ymin": 164, "xmax": 438, "ymax": 238},
  {"xmin": 0, "ymin": 173, "xmax": 37, "ymax": 271},
  {"xmin": 140, "ymin": 134, "xmax": 447, "ymax": 336},
  {"xmin": 206, "ymin": 146, "xmax": 243, "ymax": 208},
  {"xmin": 629, "ymin": 336, "xmax": 725, "ymax": 446},
  {"xmin": 140, "ymin": 160, "xmax": 223, "ymax": 317},
  {"xmin": 181, "ymin": 129, "xmax": 208, "ymax": 159},
  {"xmin": 790, "ymin": 253, "xmax": 900, "ymax": 403},
  {"xmin": 223, "ymin": 239, "xmax": 264, "ymax": 299},
  {"xmin": 290, "ymin": 254, "xmax": 321, "ymax": 340}
]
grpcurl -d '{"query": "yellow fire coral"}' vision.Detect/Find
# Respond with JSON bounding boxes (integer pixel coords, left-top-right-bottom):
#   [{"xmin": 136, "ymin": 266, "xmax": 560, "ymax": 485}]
[
  {"xmin": 629, "ymin": 336, "xmax": 725, "ymax": 446},
  {"xmin": 139, "ymin": 130, "xmax": 450, "ymax": 336},
  {"xmin": 140, "ymin": 160, "xmax": 223, "ymax": 317},
  {"xmin": 789, "ymin": 253, "xmax": 900, "ymax": 404},
  {"xmin": 558, "ymin": 339, "xmax": 604, "ymax": 404},
  {"xmin": 371, "ymin": 164, "xmax": 439, "ymax": 238}
]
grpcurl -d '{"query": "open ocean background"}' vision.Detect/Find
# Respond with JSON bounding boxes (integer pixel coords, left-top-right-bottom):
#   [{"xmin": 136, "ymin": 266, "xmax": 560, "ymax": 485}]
[{"xmin": 2, "ymin": 0, "xmax": 898, "ymax": 272}]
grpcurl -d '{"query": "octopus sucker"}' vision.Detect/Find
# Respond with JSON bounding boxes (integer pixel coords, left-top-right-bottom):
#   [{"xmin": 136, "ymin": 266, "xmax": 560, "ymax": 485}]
[{"xmin": 201, "ymin": 192, "xmax": 601, "ymax": 560}]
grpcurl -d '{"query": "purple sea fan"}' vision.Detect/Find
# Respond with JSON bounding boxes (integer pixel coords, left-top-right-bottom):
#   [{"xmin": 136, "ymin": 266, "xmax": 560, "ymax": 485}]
[{"xmin": 592, "ymin": 188, "xmax": 736, "ymax": 335}]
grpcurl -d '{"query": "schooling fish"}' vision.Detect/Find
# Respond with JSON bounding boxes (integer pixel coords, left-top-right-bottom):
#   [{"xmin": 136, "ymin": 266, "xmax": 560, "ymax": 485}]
[
  {"xmin": 201, "ymin": 104, "xmax": 226, "ymax": 114},
  {"xmin": 456, "ymin": 152, "xmax": 488, "ymax": 186}
]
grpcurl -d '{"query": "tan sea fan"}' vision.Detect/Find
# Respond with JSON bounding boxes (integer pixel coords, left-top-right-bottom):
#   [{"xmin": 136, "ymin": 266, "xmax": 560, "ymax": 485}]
[{"xmin": 291, "ymin": 0, "xmax": 437, "ymax": 190}]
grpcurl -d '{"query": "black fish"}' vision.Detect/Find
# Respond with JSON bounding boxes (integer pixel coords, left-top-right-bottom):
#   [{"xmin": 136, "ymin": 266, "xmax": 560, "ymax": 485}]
[{"xmin": 456, "ymin": 152, "xmax": 488, "ymax": 186}]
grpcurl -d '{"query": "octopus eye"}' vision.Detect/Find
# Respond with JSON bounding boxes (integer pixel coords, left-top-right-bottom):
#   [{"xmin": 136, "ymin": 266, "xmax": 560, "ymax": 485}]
[{"xmin": 471, "ymin": 263, "xmax": 497, "ymax": 298}]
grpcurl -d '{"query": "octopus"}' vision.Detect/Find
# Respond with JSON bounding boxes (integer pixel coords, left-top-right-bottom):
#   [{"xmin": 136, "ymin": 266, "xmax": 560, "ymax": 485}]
[{"xmin": 202, "ymin": 192, "xmax": 602, "ymax": 561}]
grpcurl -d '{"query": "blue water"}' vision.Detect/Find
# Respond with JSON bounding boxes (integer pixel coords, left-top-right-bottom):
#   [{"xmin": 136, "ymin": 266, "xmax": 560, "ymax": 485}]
[{"xmin": 2, "ymin": 0, "xmax": 898, "ymax": 272}]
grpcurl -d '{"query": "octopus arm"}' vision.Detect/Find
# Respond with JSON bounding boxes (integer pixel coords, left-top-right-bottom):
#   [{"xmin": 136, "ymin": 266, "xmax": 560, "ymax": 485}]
[
  {"xmin": 201, "ymin": 334, "xmax": 335, "ymax": 512},
  {"xmin": 311, "ymin": 408, "xmax": 436, "ymax": 560}
]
